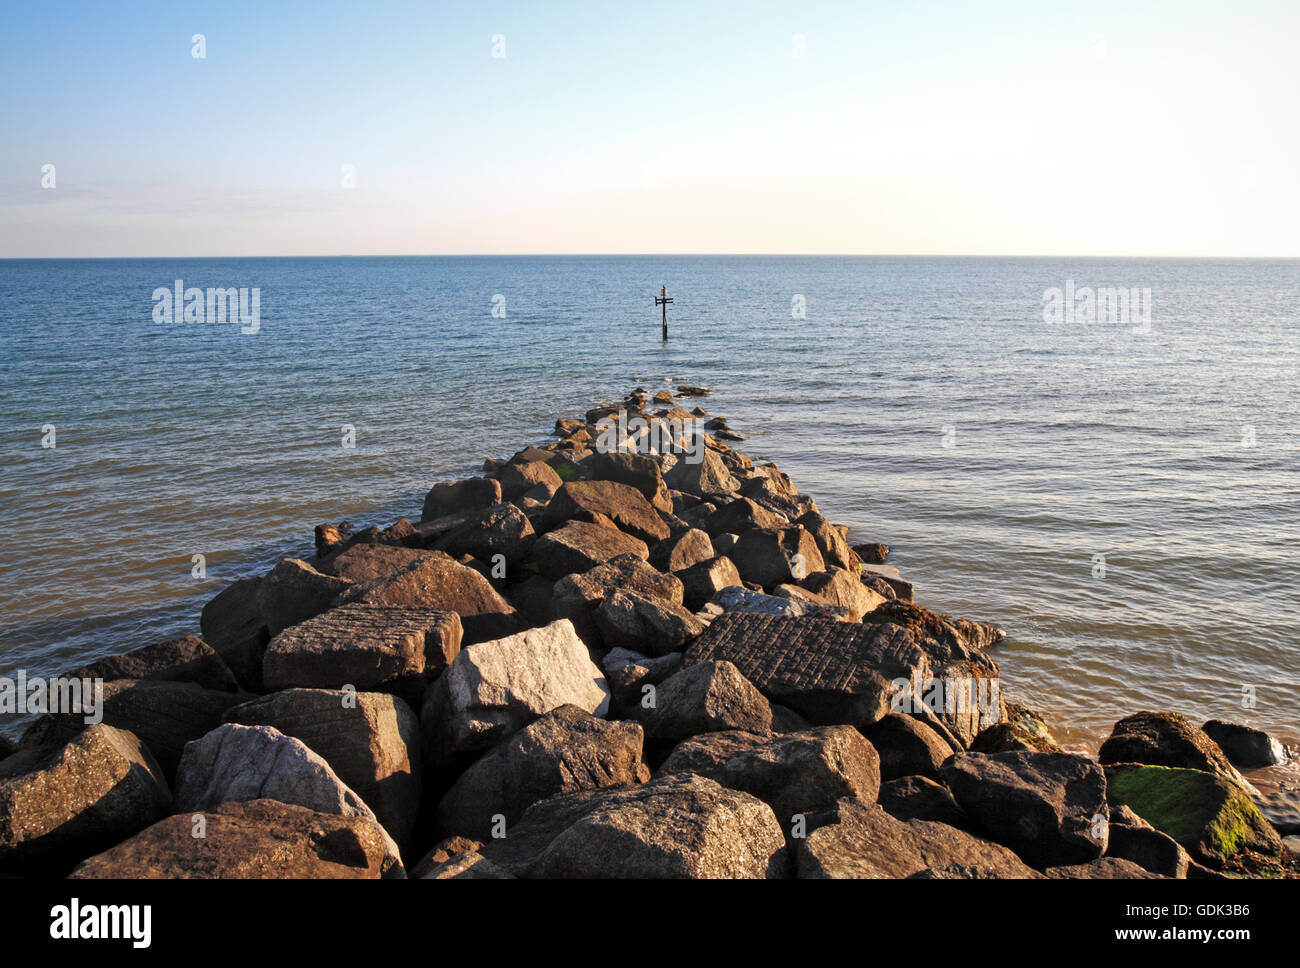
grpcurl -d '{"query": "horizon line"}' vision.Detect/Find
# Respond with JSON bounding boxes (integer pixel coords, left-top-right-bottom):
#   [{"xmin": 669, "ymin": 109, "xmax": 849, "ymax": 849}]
[{"xmin": 3, "ymin": 252, "xmax": 1299, "ymax": 261}]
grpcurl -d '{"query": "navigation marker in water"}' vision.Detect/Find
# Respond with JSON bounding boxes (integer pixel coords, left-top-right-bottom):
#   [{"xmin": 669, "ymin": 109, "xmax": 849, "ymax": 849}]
[{"xmin": 655, "ymin": 285, "xmax": 674, "ymax": 340}]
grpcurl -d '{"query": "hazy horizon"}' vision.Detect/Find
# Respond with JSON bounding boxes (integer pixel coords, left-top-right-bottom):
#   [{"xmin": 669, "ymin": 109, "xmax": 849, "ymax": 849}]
[{"xmin": 3, "ymin": 0, "xmax": 1298, "ymax": 259}]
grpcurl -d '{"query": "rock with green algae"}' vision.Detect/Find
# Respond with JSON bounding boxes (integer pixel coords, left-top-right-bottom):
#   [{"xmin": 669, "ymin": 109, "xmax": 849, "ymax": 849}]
[{"xmin": 1104, "ymin": 763, "xmax": 1282, "ymax": 868}]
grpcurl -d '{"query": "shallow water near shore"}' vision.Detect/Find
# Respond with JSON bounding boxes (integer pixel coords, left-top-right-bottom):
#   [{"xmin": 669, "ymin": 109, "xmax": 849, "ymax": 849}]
[{"xmin": 2, "ymin": 255, "xmax": 1297, "ymax": 749}]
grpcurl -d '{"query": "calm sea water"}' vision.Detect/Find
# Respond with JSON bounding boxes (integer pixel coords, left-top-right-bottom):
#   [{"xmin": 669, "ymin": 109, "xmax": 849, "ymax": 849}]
[{"xmin": 1, "ymin": 256, "xmax": 1297, "ymax": 749}]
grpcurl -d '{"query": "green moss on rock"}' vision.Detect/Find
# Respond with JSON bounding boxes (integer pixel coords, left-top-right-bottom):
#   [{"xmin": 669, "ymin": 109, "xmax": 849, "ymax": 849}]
[{"xmin": 1104, "ymin": 763, "xmax": 1282, "ymax": 866}]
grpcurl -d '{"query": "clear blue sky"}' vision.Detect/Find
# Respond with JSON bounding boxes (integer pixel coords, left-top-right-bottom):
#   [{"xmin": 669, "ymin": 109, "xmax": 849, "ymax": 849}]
[{"xmin": 2, "ymin": 0, "xmax": 1297, "ymax": 256}]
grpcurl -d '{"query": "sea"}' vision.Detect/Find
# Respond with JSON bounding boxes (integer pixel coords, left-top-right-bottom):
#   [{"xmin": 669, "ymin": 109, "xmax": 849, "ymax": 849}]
[{"xmin": 1, "ymin": 255, "xmax": 1297, "ymax": 750}]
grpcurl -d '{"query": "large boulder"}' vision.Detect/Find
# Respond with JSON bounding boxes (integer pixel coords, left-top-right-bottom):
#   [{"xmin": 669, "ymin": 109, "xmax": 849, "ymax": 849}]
[
  {"xmin": 1104, "ymin": 804, "xmax": 1190, "ymax": 878},
  {"xmin": 676, "ymin": 556, "xmax": 743, "ymax": 611},
  {"xmin": 795, "ymin": 799, "xmax": 1038, "ymax": 878},
  {"xmin": 877, "ymin": 776, "xmax": 970, "ymax": 829},
  {"xmin": 649, "ymin": 528, "xmax": 714, "ymax": 572},
  {"xmin": 738, "ymin": 476, "xmax": 817, "ymax": 521},
  {"xmin": 1104, "ymin": 763, "xmax": 1283, "ymax": 868},
  {"xmin": 422, "ymin": 619, "xmax": 610, "ymax": 766},
  {"xmin": 545, "ymin": 480, "xmax": 670, "ymax": 545},
  {"xmin": 200, "ymin": 577, "xmax": 270, "ymax": 691},
  {"xmin": 69, "ymin": 800, "xmax": 400, "ymax": 879},
  {"xmin": 332, "ymin": 551, "xmax": 518, "ymax": 644},
  {"xmin": 793, "ymin": 511, "xmax": 857, "ymax": 571},
  {"xmin": 64, "ymin": 635, "xmax": 239, "ymax": 692},
  {"xmin": 729, "ymin": 526, "xmax": 825, "ymax": 589},
  {"xmin": 256, "ymin": 558, "xmax": 352, "ymax": 636},
  {"xmin": 534, "ymin": 520, "xmax": 649, "ymax": 581},
  {"xmin": 1099, "ymin": 712, "xmax": 1251, "ymax": 787},
  {"xmin": 174, "ymin": 724, "xmax": 402, "ymax": 866},
  {"xmin": 658, "ymin": 726, "xmax": 880, "ymax": 828},
  {"xmin": 224, "ymin": 688, "xmax": 421, "ymax": 848},
  {"xmin": 861, "ymin": 599, "xmax": 1006, "ymax": 652},
  {"xmin": 41, "ymin": 679, "xmax": 252, "ymax": 777},
  {"xmin": 860, "ymin": 714, "xmax": 955, "ymax": 781},
  {"xmin": 1201, "ymin": 719, "xmax": 1288, "ymax": 769},
  {"xmin": 262, "ymin": 603, "xmax": 462, "ymax": 693},
  {"xmin": 432, "ymin": 502, "xmax": 536, "ymax": 566},
  {"xmin": 685, "ymin": 612, "xmax": 1000, "ymax": 745},
  {"xmin": 457, "ymin": 774, "xmax": 786, "ymax": 879},
  {"xmin": 703, "ymin": 497, "xmax": 787, "ymax": 538},
  {"xmin": 497, "ymin": 460, "xmax": 563, "ymax": 502},
  {"xmin": 0, "ymin": 723, "xmax": 171, "ymax": 875},
  {"xmin": 593, "ymin": 590, "xmax": 705, "ymax": 657},
  {"xmin": 940, "ymin": 751, "xmax": 1109, "ymax": 869},
  {"xmin": 634, "ymin": 660, "xmax": 771, "ymax": 743},
  {"xmin": 799, "ymin": 568, "xmax": 887, "ymax": 621},
  {"xmin": 589, "ymin": 451, "xmax": 673, "ymax": 512},
  {"xmin": 434, "ymin": 705, "xmax": 648, "ymax": 841},
  {"xmin": 664, "ymin": 449, "xmax": 739, "ymax": 500},
  {"xmin": 551, "ymin": 555, "xmax": 683, "ymax": 647},
  {"xmin": 317, "ymin": 543, "xmax": 430, "ymax": 582},
  {"xmin": 708, "ymin": 585, "xmax": 845, "ymax": 620},
  {"xmin": 422, "ymin": 477, "xmax": 502, "ymax": 522}
]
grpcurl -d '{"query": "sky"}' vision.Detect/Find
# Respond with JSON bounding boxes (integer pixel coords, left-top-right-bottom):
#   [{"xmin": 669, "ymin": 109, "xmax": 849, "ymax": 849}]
[{"xmin": 1, "ymin": 0, "xmax": 1298, "ymax": 257}]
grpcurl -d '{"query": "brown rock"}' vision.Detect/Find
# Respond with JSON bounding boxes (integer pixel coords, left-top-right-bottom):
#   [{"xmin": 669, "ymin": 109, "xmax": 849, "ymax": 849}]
[
  {"xmin": 224, "ymin": 688, "xmax": 421, "ymax": 848},
  {"xmin": 421, "ymin": 477, "xmax": 503, "ymax": 522},
  {"xmin": 262, "ymin": 603, "xmax": 462, "ymax": 693},
  {"xmin": 676, "ymin": 555, "xmax": 744, "ymax": 611},
  {"xmin": 658, "ymin": 726, "xmax": 880, "ymax": 827},
  {"xmin": 729, "ymin": 526, "xmax": 825, "ymax": 589},
  {"xmin": 64, "ymin": 635, "xmax": 238, "ymax": 692},
  {"xmin": 534, "ymin": 520, "xmax": 649, "ymax": 581},
  {"xmin": 257, "ymin": 558, "xmax": 353, "ymax": 636},
  {"xmin": 435, "ymin": 705, "xmax": 648, "ymax": 841},
  {"xmin": 799, "ymin": 568, "xmax": 887, "ymax": 621},
  {"xmin": 69, "ymin": 800, "xmax": 400, "ymax": 879},
  {"xmin": 593, "ymin": 590, "xmax": 706, "ymax": 657},
  {"xmin": 589, "ymin": 451, "xmax": 673, "ymax": 512},
  {"xmin": 635, "ymin": 660, "xmax": 772, "ymax": 742},
  {"xmin": 332, "ymin": 551, "xmax": 518, "ymax": 645},
  {"xmin": 545, "ymin": 480, "xmax": 670, "ymax": 545},
  {"xmin": 796, "ymin": 799, "xmax": 1038, "ymax": 878},
  {"xmin": 0, "ymin": 723, "xmax": 171, "ymax": 875},
  {"xmin": 432, "ymin": 502, "xmax": 536, "ymax": 566},
  {"xmin": 200, "ymin": 577, "xmax": 270, "ymax": 692},
  {"xmin": 497, "ymin": 460, "xmax": 563, "ymax": 502},
  {"xmin": 703, "ymin": 497, "xmax": 787, "ymax": 537},
  {"xmin": 649, "ymin": 528, "xmax": 714, "ymax": 572}
]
